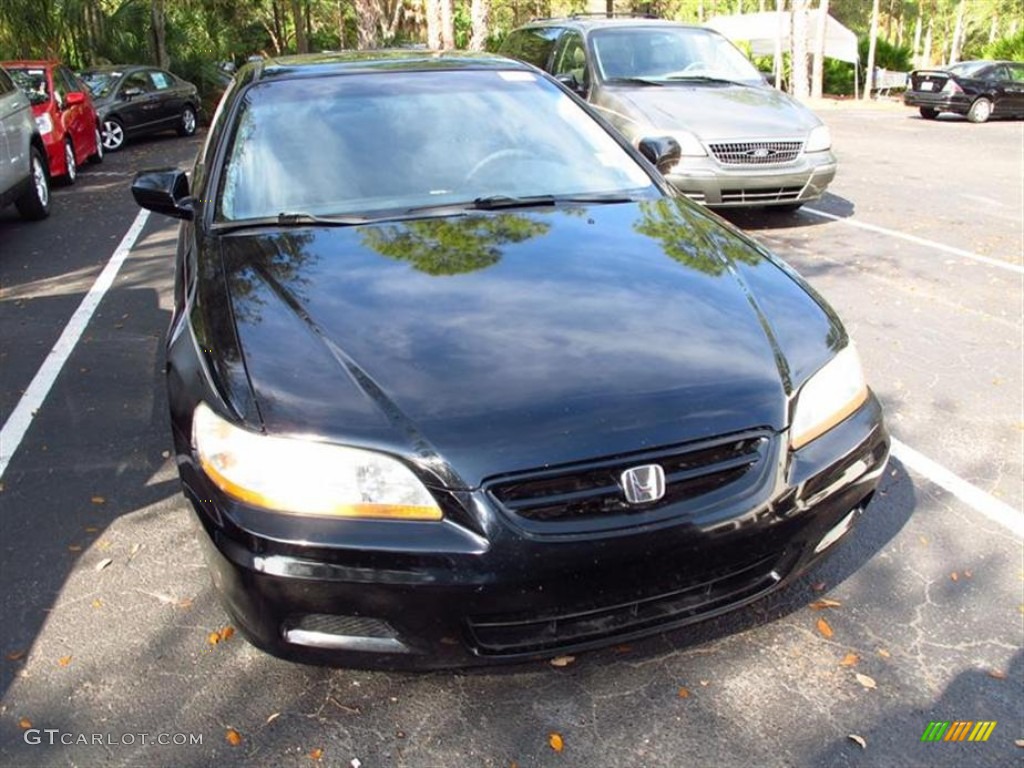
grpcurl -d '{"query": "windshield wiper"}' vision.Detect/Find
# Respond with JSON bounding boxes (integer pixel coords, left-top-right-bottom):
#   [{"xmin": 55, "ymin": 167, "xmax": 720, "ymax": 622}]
[
  {"xmin": 212, "ymin": 211, "xmax": 376, "ymax": 233},
  {"xmin": 606, "ymin": 77, "xmax": 664, "ymax": 87},
  {"xmin": 662, "ymin": 75, "xmax": 752, "ymax": 87},
  {"xmin": 471, "ymin": 193, "xmax": 644, "ymax": 210}
]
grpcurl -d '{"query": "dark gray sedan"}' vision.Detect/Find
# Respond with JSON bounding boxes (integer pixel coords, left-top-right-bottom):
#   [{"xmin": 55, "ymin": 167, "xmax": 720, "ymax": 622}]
[
  {"xmin": 501, "ymin": 19, "xmax": 836, "ymax": 211},
  {"xmin": 79, "ymin": 65, "xmax": 200, "ymax": 151}
]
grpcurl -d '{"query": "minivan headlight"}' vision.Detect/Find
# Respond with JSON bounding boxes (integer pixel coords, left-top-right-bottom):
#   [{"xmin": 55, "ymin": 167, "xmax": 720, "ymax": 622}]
[
  {"xmin": 805, "ymin": 124, "xmax": 831, "ymax": 152},
  {"xmin": 670, "ymin": 130, "xmax": 707, "ymax": 157},
  {"xmin": 790, "ymin": 346, "xmax": 868, "ymax": 450},
  {"xmin": 192, "ymin": 402, "xmax": 442, "ymax": 520}
]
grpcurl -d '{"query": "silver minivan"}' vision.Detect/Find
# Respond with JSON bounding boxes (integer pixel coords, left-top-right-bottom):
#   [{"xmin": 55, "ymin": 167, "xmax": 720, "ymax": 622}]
[
  {"xmin": 501, "ymin": 18, "xmax": 836, "ymax": 211},
  {"xmin": 0, "ymin": 65, "xmax": 50, "ymax": 220}
]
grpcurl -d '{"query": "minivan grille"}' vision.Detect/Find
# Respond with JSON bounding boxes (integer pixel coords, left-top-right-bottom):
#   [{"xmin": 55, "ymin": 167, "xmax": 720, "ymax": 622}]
[
  {"xmin": 720, "ymin": 186, "xmax": 804, "ymax": 204},
  {"xmin": 466, "ymin": 552, "xmax": 782, "ymax": 655},
  {"xmin": 486, "ymin": 431, "xmax": 771, "ymax": 528},
  {"xmin": 709, "ymin": 140, "xmax": 803, "ymax": 165}
]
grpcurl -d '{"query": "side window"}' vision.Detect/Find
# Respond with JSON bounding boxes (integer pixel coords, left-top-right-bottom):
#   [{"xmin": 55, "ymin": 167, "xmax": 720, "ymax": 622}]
[
  {"xmin": 58, "ymin": 67, "xmax": 80, "ymax": 95},
  {"xmin": 553, "ymin": 33, "xmax": 588, "ymax": 87},
  {"xmin": 504, "ymin": 27, "xmax": 564, "ymax": 70},
  {"xmin": 0, "ymin": 69, "xmax": 12, "ymax": 95},
  {"xmin": 149, "ymin": 70, "xmax": 174, "ymax": 90},
  {"xmin": 121, "ymin": 71, "xmax": 153, "ymax": 96},
  {"xmin": 986, "ymin": 65, "xmax": 1009, "ymax": 82},
  {"xmin": 51, "ymin": 69, "xmax": 67, "ymax": 108},
  {"xmin": 1010, "ymin": 64, "xmax": 1024, "ymax": 83}
]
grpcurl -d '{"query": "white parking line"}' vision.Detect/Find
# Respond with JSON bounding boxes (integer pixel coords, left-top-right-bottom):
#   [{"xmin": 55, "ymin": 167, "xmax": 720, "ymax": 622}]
[
  {"xmin": 891, "ymin": 439, "xmax": 1024, "ymax": 538},
  {"xmin": 0, "ymin": 210, "xmax": 150, "ymax": 480},
  {"xmin": 803, "ymin": 206, "xmax": 1024, "ymax": 275}
]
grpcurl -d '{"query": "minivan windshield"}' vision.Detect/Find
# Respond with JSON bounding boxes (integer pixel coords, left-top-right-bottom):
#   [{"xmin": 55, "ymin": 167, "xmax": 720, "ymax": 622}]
[
  {"xmin": 217, "ymin": 69, "xmax": 658, "ymax": 222},
  {"xmin": 591, "ymin": 27, "xmax": 763, "ymax": 85}
]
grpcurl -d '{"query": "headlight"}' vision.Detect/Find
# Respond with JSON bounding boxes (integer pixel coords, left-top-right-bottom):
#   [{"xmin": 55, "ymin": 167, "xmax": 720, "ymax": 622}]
[
  {"xmin": 805, "ymin": 124, "xmax": 831, "ymax": 152},
  {"xmin": 670, "ymin": 131, "xmax": 707, "ymax": 157},
  {"xmin": 192, "ymin": 402, "xmax": 442, "ymax": 520},
  {"xmin": 35, "ymin": 114, "xmax": 53, "ymax": 135},
  {"xmin": 790, "ymin": 345, "xmax": 868, "ymax": 450}
]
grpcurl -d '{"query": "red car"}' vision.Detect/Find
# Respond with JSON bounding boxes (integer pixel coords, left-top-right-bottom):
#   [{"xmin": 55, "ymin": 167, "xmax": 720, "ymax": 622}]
[{"xmin": 3, "ymin": 60, "xmax": 103, "ymax": 185}]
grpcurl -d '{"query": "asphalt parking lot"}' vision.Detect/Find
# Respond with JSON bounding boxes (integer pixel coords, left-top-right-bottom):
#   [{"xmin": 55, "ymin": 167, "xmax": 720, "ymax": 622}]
[{"xmin": 0, "ymin": 104, "xmax": 1021, "ymax": 767}]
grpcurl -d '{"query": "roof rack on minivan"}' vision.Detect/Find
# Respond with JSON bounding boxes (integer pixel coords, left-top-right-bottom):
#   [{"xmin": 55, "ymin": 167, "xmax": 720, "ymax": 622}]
[{"xmin": 528, "ymin": 12, "xmax": 660, "ymax": 21}]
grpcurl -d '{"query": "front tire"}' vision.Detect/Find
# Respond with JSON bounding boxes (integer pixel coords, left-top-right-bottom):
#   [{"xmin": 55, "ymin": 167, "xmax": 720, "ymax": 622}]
[
  {"xmin": 15, "ymin": 148, "xmax": 50, "ymax": 220},
  {"xmin": 919, "ymin": 107, "xmax": 939, "ymax": 119},
  {"xmin": 61, "ymin": 139, "xmax": 77, "ymax": 185},
  {"xmin": 967, "ymin": 97, "xmax": 992, "ymax": 124},
  {"xmin": 88, "ymin": 126, "xmax": 104, "ymax": 164},
  {"xmin": 101, "ymin": 117, "xmax": 126, "ymax": 152},
  {"xmin": 177, "ymin": 105, "xmax": 197, "ymax": 137}
]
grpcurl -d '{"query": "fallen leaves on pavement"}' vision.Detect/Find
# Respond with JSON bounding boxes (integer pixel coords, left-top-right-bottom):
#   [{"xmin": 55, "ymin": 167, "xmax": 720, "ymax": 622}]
[
  {"xmin": 848, "ymin": 734, "xmax": 867, "ymax": 749},
  {"xmin": 309, "ymin": 747, "xmax": 324, "ymax": 761},
  {"xmin": 90, "ymin": 496, "xmax": 105, "ymax": 505},
  {"xmin": 94, "ymin": 558, "xmax": 112, "ymax": 572},
  {"xmin": 225, "ymin": 729, "xmax": 242, "ymax": 746},
  {"xmin": 677, "ymin": 687, "xmax": 691, "ymax": 698},
  {"xmin": 855, "ymin": 673, "xmax": 877, "ymax": 690},
  {"xmin": 208, "ymin": 626, "xmax": 236, "ymax": 645},
  {"xmin": 809, "ymin": 598, "xmax": 842, "ymax": 610},
  {"xmin": 548, "ymin": 732, "xmax": 564, "ymax": 752},
  {"xmin": 816, "ymin": 618, "xmax": 834, "ymax": 639},
  {"xmin": 57, "ymin": 656, "xmax": 72, "ymax": 667},
  {"xmin": 987, "ymin": 669, "xmax": 1006, "ymax": 680},
  {"xmin": 6, "ymin": 650, "xmax": 26, "ymax": 661},
  {"xmin": 18, "ymin": 718, "xmax": 32, "ymax": 730},
  {"xmin": 839, "ymin": 653, "xmax": 859, "ymax": 667},
  {"xmin": 549, "ymin": 655, "xmax": 574, "ymax": 667}
]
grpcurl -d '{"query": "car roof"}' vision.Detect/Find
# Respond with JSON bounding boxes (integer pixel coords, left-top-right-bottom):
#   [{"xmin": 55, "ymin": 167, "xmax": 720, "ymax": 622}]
[
  {"xmin": 1, "ymin": 60, "xmax": 60, "ymax": 69},
  {"xmin": 520, "ymin": 16, "xmax": 703, "ymax": 32},
  {"xmin": 247, "ymin": 50, "xmax": 533, "ymax": 82},
  {"xmin": 80, "ymin": 65, "xmax": 152, "ymax": 74}
]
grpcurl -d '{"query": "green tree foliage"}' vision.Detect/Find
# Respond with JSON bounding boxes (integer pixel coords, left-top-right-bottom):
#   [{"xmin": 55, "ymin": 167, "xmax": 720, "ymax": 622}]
[{"xmin": 984, "ymin": 29, "xmax": 1024, "ymax": 61}]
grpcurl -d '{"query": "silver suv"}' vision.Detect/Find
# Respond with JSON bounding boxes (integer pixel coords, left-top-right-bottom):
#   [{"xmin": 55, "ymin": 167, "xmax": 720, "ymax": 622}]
[
  {"xmin": 0, "ymin": 65, "xmax": 50, "ymax": 220},
  {"xmin": 500, "ymin": 17, "xmax": 836, "ymax": 211}
]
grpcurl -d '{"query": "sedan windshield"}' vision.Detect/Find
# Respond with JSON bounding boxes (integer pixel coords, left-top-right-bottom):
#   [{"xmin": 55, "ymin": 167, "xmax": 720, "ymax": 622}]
[
  {"xmin": 8, "ymin": 68, "xmax": 49, "ymax": 105},
  {"xmin": 79, "ymin": 71, "xmax": 121, "ymax": 98},
  {"xmin": 591, "ymin": 27, "xmax": 762, "ymax": 85},
  {"xmin": 217, "ymin": 68, "xmax": 657, "ymax": 222}
]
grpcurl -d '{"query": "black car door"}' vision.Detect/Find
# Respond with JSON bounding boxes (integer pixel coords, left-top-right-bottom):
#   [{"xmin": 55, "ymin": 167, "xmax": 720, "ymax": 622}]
[
  {"xmin": 146, "ymin": 69, "xmax": 182, "ymax": 127},
  {"xmin": 118, "ymin": 71, "xmax": 159, "ymax": 132},
  {"xmin": 983, "ymin": 65, "xmax": 1012, "ymax": 115},
  {"xmin": 1005, "ymin": 64, "xmax": 1024, "ymax": 116}
]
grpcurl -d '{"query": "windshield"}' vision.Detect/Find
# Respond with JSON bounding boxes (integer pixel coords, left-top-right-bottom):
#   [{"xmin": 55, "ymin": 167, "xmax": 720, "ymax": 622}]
[
  {"xmin": 8, "ymin": 68, "xmax": 50, "ymax": 106},
  {"xmin": 79, "ymin": 71, "xmax": 121, "ymax": 98},
  {"xmin": 591, "ymin": 27, "xmax": 762, "ymax": 85},
  {"xmin": 217, "ymin": 69, "xmax": 658, "ymax": 222},
  {"xmin": 946, "ymin": 61, "xmax": 990, "ymax": 78}
]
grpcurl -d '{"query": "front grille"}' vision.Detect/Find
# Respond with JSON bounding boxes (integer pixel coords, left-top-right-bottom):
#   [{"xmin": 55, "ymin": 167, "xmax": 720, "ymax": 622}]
[
  {"xmin": 467, "ymin": 552, "xmax": 783, "ymax": 655},
  {"xmin": 720, "ymin": 186, "xmax": 804, "ymax": 204},
  {"xmin": 288, "ymin": 614, "xmax": 397, "ymax": 639},
  {"xmin": 486, "ymin": 431, "xmax": 772, "ymax": 530},
  {"xmin": 709, "ymin": 140, "xmax": 803, "ymax": 165}
]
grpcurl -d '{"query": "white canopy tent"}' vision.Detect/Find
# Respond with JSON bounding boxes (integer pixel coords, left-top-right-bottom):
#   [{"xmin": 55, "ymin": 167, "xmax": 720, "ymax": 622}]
[{"xmin": 707, "ymin": 11, "xmax": 860, "ymax": 97}]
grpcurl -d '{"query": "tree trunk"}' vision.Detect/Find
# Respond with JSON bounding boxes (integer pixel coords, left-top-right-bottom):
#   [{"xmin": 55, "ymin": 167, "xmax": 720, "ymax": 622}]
[
  {"xmin": 989, "ymin": 16, "xmax": 998, "ymax": 43},
  {"xmin": 426, "ymin": 0, "xmax": 441, "ymax": 48},
  {"xmin": 606, "ymin": 0, "xmax": 614, "ymax": 17},
  {"xmin": 773, "ymin": 0, "xmax": 784, "ymax": 90},
  {"xmin": 292, "ymin": 0, "xmax": 309, "ymax": 53},
  {"xmin": 791, "ymin": 0, "xmax": 810, "ymax": 100},
  {"xmin": 912, "ymin": 14, "xmax": 922, "ymax": 67},
  {"xmin": 338, "ymin": 0, "xmax": 346, "ymax": 49},
  {"xmin": 864, "ymin": 0, "xmax": 880, "ymax": 99},
  {"xmin": 811, "ymin": 0, "xmax": 828, "ymax": 100},
  {"xmin": 151, "ymin": 0, "xmax": 169, "ymax": 69},
  {"xmin": 470, "ymin": 0, "xmax": 490, "ymax": 51},
  {"xmin": 439, "ymin": 0, "xmax": 454, "ymax": 49},
  {"xmin": 923, "ymin": 19, "xmax": 932, "ymax": 67},
  {"xmin": 354, "ymin": 0, "xmax": 381, "ymax": 49},
  {"xmin": 949, "ymin": 0, "xmax": 965, "ymax": 65},
  {"xmin": 697, "ymin": 0, "xmax": 704, "ymax": 23}
]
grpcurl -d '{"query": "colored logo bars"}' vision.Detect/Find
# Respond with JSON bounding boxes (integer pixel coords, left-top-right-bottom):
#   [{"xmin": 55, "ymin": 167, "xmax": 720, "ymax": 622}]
[{"xmin": 920, "ymin": 721, "xmax": 996, "ymax": 742}]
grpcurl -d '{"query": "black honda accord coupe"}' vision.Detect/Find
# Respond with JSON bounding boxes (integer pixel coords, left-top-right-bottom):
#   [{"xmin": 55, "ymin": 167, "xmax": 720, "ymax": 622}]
[{"xmin": 132, "ymin": 51, "xmax": 889, "ymax": 668}]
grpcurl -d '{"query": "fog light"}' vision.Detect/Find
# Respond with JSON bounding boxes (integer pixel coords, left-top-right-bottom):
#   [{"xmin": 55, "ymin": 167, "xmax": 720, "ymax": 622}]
[
  {"xmin": 283, "ymin": 614, "xmax": 408, "ymax": 653},
  {"xmin": 814, "ymin": 509, "xmax": 858, "ymax": 554}
]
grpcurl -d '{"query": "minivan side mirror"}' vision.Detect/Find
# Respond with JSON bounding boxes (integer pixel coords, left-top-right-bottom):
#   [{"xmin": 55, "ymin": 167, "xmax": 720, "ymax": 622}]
[
  {"xmin": 555, "ymin": 73, "xmax": 585, "ymax": 95},
  {"xmin": 638, "ymin": 136, "xmax": 682, "ymax": 174},
  {"xmin": 132, "ymin": 169, "xmax": 194, "ymax": 220}
]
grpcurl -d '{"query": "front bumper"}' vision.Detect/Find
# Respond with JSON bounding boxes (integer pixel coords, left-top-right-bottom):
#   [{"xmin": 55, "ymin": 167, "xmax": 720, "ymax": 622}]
[
  {"xmin": 178, "ymin": 395, "xmax": 888, "ymax": 669},
  {"xmin": 665, "ymin": 150, "xmax": 836, "ymax": 208},
  {"xmin": 903, "ymin": 92, "xmax": 971, "ymax": 114}
]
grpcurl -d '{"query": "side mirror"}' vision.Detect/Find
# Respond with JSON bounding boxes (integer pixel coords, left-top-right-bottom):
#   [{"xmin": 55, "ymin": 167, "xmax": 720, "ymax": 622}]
[
  {"xmin": 122, "ymin": 86, "xmax": 143, "ymax": 100},
  {"xmin": 65, "ymin": 91, "xmax": 86, "ymax": 107},
  {"xmin": 555, "ymin": 73, "xmax": 584, "ymax": 94},
  {"xmin": 638, "ymin": 136, "xmax": 682, "ymax": 174},
  {"xmin": 132, "ymin": 169, "xmax": 194, "ymax": 220}
]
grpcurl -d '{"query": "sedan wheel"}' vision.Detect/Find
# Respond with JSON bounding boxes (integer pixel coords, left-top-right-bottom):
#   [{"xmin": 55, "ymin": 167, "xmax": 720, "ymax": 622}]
[
  {"xmin": 101, "ymin": 118, "xmax": 125, "ymax": 151},
  {"xmin": 63, "ymin": 139, "xmax": 77, "ymax": 185},
  {"xmin": 919, "ymin": 107, "xmax": 939, "ymax": 120},
  {"xmin": 178, "ymin": 106, "xmax": 197, "ymax": 137},
  {"xmin": 967, "ymin": 97, "xmax": 992, "ymax": 124},
  {"xmin": 15, "ymin": 149, "xmax": 50, "ymax": 220}
]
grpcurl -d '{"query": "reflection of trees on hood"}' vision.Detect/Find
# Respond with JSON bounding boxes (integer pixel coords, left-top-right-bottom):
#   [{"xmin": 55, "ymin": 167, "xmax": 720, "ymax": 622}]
[
  {"xmin": 633, "ymin": 199, "xmax": 762, "ymax": 275},
  {"xmin": 222, "ymin": 232, "xmax": 316, "ymax": 326},
  {"xmin": 360, "ymin": 214, "xmax": 551, "ymax": 276}
]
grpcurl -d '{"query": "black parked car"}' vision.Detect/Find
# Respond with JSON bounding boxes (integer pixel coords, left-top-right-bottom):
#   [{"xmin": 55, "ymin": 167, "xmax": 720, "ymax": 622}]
[
  {"xmin": 131, "ymin": 51, "xmax": 889, "ymax": 669},
  {"xmin": 79, "ymin": 65, "xmax": 200, "ymax": 151},
  {"xmin": 904, "ymin": 60, "xmax": 1024, "ymax": 123}
]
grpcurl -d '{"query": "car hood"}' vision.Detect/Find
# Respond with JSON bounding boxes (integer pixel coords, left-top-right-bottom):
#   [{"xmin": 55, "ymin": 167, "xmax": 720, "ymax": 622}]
[
  {"xmin": 603, "ymin": 83, "xmax": 821, "ymax": 141},
  {"xmin": 215, "ymin": 200, "xmax": 841, "ymax": 488}
]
